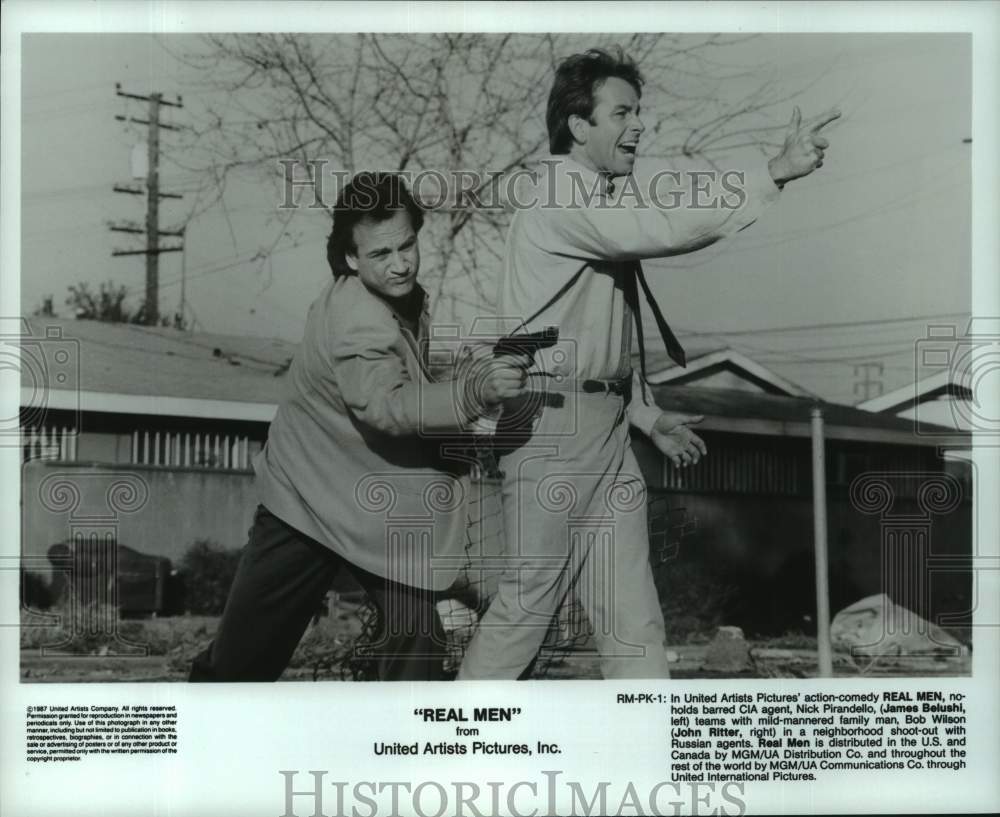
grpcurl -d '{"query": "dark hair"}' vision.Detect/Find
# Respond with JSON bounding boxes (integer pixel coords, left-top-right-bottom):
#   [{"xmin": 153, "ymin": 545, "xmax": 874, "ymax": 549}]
[
  {"xmin": 326, "ymin": 172, "xmax": 425, "ymax": 278},
  {"xmin": 545, "ymin": 47, "xmax": 644, "ymax": 155}
]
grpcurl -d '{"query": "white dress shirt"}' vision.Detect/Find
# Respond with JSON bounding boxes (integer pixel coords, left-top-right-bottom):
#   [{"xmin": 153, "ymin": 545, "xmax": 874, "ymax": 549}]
[{"xmin": 498, "ymin": 155, "xmax": 781, "ymax": 435}]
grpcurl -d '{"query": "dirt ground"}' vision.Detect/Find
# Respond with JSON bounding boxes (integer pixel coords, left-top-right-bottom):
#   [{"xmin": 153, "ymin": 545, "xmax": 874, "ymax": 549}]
[
  {"xmin": 20, "ymin": 642, "xmax": 971, "ymax": 682},
  {"xmin": 19, "ymin": 597, "xmax": 971, "ymax": 682}
]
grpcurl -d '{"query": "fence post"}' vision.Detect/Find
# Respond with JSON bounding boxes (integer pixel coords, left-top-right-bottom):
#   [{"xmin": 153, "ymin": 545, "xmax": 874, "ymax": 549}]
[{"xmin": 811, "ymin": 406, "xmax": 833, "ymax": 678}]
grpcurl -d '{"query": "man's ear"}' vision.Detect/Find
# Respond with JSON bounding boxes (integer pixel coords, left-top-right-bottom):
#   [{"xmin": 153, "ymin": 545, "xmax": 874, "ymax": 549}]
[
  {"xmin": 568, "ymin": 114, "xmax": 589, "ymax": 146},
  {"xmin": 345, "ymin": 252, "xmax": 359, "ymax": 272}
]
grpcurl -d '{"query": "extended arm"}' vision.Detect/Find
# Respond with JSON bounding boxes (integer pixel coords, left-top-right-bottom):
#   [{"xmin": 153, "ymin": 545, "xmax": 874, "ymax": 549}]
[
  {"xmin": 536, "ymin": 161, "xmax": 780, "ymax": 262},
  {"xmin": 538, "ymin": 106, "xmax": 840, "ymax": 263},
  {"xmin": 332, "ymin": 318, "xmax": 528, "ymax": 436},
  {"xmin": 333, "ymin": 323, "xmax": 469, "ymax": 436}
]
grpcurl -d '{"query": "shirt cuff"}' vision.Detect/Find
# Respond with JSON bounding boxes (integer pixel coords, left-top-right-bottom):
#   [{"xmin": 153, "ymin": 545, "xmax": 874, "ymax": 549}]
[
  {"xmin": 745, "ymin": 160, "xmax": 783, "ymax": 205},
  {"xmin": 629, "ymin": 403, "xmax": 661, "ymax": 438}
]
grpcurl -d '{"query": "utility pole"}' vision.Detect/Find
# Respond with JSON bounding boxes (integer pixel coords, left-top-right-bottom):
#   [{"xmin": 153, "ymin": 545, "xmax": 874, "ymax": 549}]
[
  {"xmin": 145, "ymin": 92, "xmax": 161, "ymax": 324},
  {"xmin": 110, "ymin": 84, "xmax": 184, "ymax": 326}
]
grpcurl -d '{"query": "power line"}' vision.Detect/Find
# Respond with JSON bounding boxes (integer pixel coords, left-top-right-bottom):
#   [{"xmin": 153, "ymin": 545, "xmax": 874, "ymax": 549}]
[
  {"xmin": 22, "ymin": 80, "xmax": 119, "ymax": 101},
  {"xmin": 747, "ymin": 347, "xmax": 914, "ymax": 365},
  {"xmin": 23, "ymin": 181, "xmax": 114, "ymax": 202},
  {"xmin": 675, "ymin": 311, "xmax": 969, "ymax": 337},
  {"xmin": 663, "ymin": 159, "xmax": 968, "ymax": 268},
  {"xmin": 732, "ymin": 177, "xmax": 968, "ymax": 255},
  {"xmin": 797, "ymin": 141, "xmax": 967, "ymax": 192}
]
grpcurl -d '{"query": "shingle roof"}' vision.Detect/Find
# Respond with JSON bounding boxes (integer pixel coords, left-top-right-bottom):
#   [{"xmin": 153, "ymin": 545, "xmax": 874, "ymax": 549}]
[
  {"xmin": 23, "ymin": 317, "xmax": 296, "ymax": 405},
  {"xmin": 642, "ymin": 347, "xmax": 811, "ymax": 396},
  {"xmin": 637, "ymin": 337, "xmax": 729, "ymax": 375},
  {"xmin": 649, "ymin": 383, "xmax": 964, "ymax": 439},
  {"xmin": 858, "ymin": 369, "xmax": 972, "ymax": 413},
  {"xmin": 18, "ymin": 318, "xmax": 968, "ymax": 444}
]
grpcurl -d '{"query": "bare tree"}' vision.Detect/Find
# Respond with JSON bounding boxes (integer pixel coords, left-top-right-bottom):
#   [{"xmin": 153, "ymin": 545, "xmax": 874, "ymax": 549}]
[{"xmin": 170, "ymin": 33, "xmax": 811, "ymax": 325}]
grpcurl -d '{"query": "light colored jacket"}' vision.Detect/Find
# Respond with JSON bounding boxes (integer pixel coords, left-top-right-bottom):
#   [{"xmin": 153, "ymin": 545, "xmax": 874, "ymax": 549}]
[
  {"xmin": 500, "ymin": 155, "xmax": 781, "ymax": 434},
  {"xmin": 254, "ymin": 275, "xmax": 472, "ymax": 591}
]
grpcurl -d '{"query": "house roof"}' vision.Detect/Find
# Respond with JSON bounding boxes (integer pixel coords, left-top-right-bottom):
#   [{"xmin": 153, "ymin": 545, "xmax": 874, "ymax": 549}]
[
  {"xmin": 644, "ymin": 347, "xmax": 812, "ymax": 397},
  {"xmin": 16, "ymin": 318, "xmax": 971, "ymax": 446},
  {"xmin": 21, "ymin": 317, "xmax": 295, "ymax": 421},
  {"xmin": 857, "ymin": 369, "xmax": 972, "ymax": 414},
  {"xmin": 636, "ymin": 337, "xmax": 728, "ymax": 376},
  {"xmin": 649, "ymin": 384, "xmax": 969, "ymax": 448}
]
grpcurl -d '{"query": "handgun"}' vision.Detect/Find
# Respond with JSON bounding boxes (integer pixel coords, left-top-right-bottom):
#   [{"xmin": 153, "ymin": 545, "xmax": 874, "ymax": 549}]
[{"xmin": 492, "ymin": 326, "xmax": 560, "ymax": 362}]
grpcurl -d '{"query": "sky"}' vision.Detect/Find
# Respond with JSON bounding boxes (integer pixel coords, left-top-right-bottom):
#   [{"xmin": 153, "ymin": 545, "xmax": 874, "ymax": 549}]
[{"xmin": 18, "ymin": 32, "xmax": 972, "ymax": 406}]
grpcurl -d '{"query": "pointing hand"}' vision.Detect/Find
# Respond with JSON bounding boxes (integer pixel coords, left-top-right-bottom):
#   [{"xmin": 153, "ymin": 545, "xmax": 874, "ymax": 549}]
[{"xmin": 768, "ymin": 107, "xmax": 841, "ymax": 187}]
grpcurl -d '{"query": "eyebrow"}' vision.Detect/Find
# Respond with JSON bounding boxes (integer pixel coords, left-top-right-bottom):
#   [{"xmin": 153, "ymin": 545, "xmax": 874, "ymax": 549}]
[{"xmin": 366, "ymin": 235, "xmax": 416, "ymax": 257}]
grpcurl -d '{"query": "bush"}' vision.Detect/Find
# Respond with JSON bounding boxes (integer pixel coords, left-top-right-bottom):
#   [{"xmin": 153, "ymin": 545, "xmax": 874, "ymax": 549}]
[
  {"xmin": 654, "ymin": 558, "xmax": 738, "ymax": 643},
  {"xmin": 178, "ymin": 540, "xmax": 242, "ymax": 615},
  {"xmin": 20, "ymin": 570, "xmax": 53, "ymax": 611}
]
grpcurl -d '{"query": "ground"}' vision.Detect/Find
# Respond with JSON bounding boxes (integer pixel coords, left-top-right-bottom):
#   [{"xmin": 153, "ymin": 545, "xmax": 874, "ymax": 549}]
[{"xmin": 19, "ymin": 606, "xmax": 971, "ymax": 682}]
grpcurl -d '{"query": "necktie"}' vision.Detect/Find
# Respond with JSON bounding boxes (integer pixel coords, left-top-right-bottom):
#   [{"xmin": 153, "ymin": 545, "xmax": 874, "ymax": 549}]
[
  {"xmin": 622, "ymin": 261, "xmax": 687, "ymax": 382},
  {"xmin": 606, "ymin": 177, "xmax": 687, "ymax": 377}
]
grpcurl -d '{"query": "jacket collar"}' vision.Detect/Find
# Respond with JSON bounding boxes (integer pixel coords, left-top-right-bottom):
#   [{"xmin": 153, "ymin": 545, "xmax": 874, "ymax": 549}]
[
  {"xmin": 382, "ymin": 282, "xmax": 430, "ymax": 331},
  {"xmin": 349, "ymin": 277, "xmax": 429, "ymax": 329}
]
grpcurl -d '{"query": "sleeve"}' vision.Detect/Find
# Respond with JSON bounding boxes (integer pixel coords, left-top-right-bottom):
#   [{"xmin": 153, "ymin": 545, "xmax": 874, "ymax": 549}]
[
  {"xmin": 538, "ymin": 160, "xmax": 781, "ymax": 263},
  {"xmin": 330, "ymin": 312, "xmax": 474, "ymax": 436},
  {"xmin": 627, "ymin": 369, "xmax": 660, "ymax": 437}
]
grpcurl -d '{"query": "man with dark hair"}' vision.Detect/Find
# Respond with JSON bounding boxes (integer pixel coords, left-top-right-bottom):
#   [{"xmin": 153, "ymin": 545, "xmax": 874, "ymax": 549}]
[
  {"xmin": 191, "ymin": 172, "xmax": 529, "ymax": 682},
  {"xmin": 545, "ymin": 47, "xmax": 645, "ymax": 156},
  {"xmin": 458, "ymin": 48, "xmax": 839, "ymax": 679},
  {"xmin": 326, "ymin": 172, "xmax": 425, "ymax": 279}
]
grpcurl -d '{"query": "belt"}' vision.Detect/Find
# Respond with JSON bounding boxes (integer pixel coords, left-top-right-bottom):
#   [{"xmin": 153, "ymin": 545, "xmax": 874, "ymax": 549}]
[
  {"xmin": 538, "ymin": 372, "xmax": 632, "ymax": 397},
  {"xmin": 580, "ymin": 375, "xmax": 631, "ymax": 397}
]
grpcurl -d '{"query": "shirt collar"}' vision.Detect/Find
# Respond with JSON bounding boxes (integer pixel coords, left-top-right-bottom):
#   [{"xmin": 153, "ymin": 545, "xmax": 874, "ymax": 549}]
[
  {"xmin": 553, "ymin": 154, "xmax": 616, "ymax": 197},
  {"xmin": 371, "ymin": 281, "xmax": 429, "ymax": 329}
]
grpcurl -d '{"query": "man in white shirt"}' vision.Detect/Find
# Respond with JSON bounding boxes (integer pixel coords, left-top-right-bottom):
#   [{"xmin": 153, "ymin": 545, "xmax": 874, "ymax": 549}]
[{"xmin": 458, "ymin": 47, "xmax": 839, "ymax": 679}]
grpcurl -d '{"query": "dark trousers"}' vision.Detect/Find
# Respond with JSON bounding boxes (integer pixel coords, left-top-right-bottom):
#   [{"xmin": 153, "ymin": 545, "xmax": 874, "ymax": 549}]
[{"xmin": 189, "ymin": 505, "xmax": 447, "ymax": 682}]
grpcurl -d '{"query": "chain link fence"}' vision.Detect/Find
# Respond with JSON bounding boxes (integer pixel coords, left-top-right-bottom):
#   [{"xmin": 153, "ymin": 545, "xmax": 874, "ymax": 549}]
[{"xmin": 335, "ymin": 469, "xmax": 691, "ymax": 681}]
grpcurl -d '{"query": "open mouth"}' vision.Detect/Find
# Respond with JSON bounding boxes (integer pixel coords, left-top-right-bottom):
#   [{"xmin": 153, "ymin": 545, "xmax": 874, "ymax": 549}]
[{"xmin": 618, "ymin": 142, "xmax": 638, "ymax": 157}]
